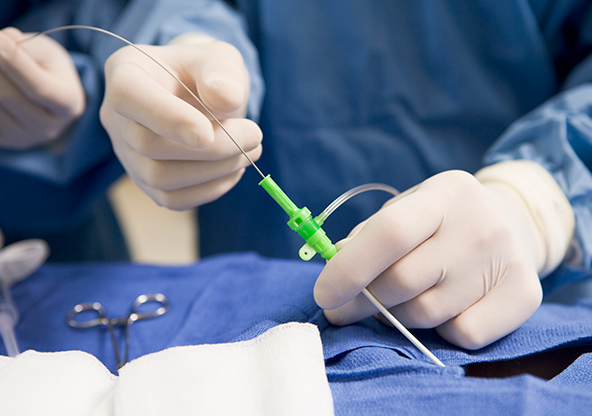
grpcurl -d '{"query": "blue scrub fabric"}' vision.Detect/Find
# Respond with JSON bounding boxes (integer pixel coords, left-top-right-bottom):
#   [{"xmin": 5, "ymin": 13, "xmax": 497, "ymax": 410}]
[
  {"xmin": 5, "ymin": 253, "xmax": 592, "ymax": 415},
  {"xmin": 197, "ymin": 1, "xmax": 592, "ymax": 296}
]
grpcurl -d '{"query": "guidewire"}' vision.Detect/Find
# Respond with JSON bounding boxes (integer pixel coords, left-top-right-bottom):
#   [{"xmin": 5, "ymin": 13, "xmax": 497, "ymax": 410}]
[
  {"xmin": 19, "ymin": 25, "xmax": 265, "ymax": 179},
  {"xmin": 20, "ymin": 26, "xmax": 443, "ymax": 366}
]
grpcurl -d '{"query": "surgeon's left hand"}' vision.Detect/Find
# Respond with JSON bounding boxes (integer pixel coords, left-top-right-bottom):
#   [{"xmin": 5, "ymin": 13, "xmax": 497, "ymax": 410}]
[
  {"xmin": 0, "ymin": 27, "xmax": 85, "ymax": 149},
  {"xmin": 314, "ymin": 166, "xmax": 572, "ymax": 350}
]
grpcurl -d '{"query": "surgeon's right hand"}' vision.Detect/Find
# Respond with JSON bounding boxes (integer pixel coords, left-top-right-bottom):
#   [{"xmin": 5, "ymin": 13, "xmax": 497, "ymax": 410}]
[
  {"xmin": 100, "ymin": 39, "xmax": 262, "ymax": 210},
  {"xmin": 0, "ymin": 27, "xmax": 86, "ymax": 149},
  {"xmin": 314, "ymin": 163, "xmax": 574, "ymax": 350}
]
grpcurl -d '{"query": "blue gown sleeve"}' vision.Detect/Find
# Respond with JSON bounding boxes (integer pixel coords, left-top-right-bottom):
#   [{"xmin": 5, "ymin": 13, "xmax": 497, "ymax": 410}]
[
  {"xmin": 484, "ymin": 85, "xmax": 592, "ymax": 276},
  {"xmin": 483, "ymin": 2, "xmax": 592, "ymax": 289},
  {"xmin": 0, "ymin": 0, "xmax": 263, "ymax": 234}
]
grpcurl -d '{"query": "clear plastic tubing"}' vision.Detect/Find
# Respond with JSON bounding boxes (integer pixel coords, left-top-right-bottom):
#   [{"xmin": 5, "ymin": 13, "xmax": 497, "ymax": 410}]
[
  {"xmin": 0, "ymin": 286, "xmax": 19, "ymax": 357},
  {"xmin": 316, "ymin": 183, "xmax": 400, "ymax": 225}
]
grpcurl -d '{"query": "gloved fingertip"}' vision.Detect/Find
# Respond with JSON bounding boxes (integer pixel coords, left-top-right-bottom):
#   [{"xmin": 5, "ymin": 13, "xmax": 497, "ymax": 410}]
[
  {"xmin": 322, "ymin": 308, "xmax": 350, "ymax": 327},
  {"xmin": 202, "ymin": 75, "xmax": 245, "ymax": 112},
  {"xmin": 181, "ymin": 120, "xmax": 215, "ymax": 148},
  {"xmin": 198, "ymin": 56, "xmax": 247, "ymax": 114},
  {"xmin": 1, "ymin": 27, "xmax": 24, "ymax": 42},
  {"xmin": 313, "ymin": 277, "xmax": 343, "ymax": 311},
  {"xmin": 436, "ymin": 322, "xmax": 489, "ymax": 350},
  {"xmin": 0, "ymin": 30, "xmax": 17, "ymax": 60},
  {"xmin": 313, "ymin": 280, "xmax": 330, "ymax": 309}
]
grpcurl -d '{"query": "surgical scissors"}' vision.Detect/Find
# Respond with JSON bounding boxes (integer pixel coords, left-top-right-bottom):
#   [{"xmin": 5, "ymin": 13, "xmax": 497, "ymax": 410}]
[{"xmin": 66, "ymin": 293, "xmax": 169, "ymax": 369}]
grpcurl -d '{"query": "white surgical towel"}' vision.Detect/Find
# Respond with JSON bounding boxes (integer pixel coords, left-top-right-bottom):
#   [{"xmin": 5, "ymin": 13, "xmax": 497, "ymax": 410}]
[{"xmin": 0, "ymin": 322, "xmax": 334, "ymax": 416}]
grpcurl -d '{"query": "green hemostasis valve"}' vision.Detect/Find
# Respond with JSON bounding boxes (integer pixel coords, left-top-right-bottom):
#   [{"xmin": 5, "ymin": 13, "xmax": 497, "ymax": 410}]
[{"xmin": 259, "ymin": 175, "xmax": 337, "ymax": 261}]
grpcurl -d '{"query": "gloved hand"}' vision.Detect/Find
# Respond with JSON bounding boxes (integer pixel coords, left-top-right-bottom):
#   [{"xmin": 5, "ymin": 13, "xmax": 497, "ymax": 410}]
[
  {"xmin": 0, "ymin": 27, "xmax": 85, "ymax": 149},
  {"xmin": 100, "ymin": 36, "xmax": 262, "ymax": 210},
  {"xmin": 314, "ymin": 162, "xmax": 574, "ymax": 349}
]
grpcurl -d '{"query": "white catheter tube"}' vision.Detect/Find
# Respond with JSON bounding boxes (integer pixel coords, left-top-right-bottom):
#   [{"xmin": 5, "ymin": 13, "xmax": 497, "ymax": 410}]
[
  {"xmin": 362, "ymin": 288, "xmax": 445, "ymax": 367},
  {"xmin": 321, "ymin": 183, "xmax": 445, "ymax": 367}
]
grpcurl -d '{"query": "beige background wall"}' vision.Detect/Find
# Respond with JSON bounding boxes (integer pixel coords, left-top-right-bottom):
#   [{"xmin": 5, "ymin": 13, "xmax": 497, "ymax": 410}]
[{"xmin": 108, "ymin": 175, "xmax": 198, "ymax": 265}]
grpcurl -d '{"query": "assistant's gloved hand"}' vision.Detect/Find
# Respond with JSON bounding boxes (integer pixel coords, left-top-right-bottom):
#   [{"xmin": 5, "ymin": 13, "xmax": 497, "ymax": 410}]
[
  {"xmin": 0, "ymin": 27, "xmax": 85, "ymax": 149},
  {"xmin": 314, "ymin": 161, "xmax": 574, "ymax": 349},
  {"xmin": 100, "ymin": 35, "xmax": 262, "ymax": 210}
]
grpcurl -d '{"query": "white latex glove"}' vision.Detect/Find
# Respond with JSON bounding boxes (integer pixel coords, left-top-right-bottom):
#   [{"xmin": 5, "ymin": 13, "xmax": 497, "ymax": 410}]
[
  {"xmin": 314, "ymin": 162, "xmax": 574, "ymax": 349},
  {"xmin": 100, "ymin": 36, "xmax": 262, "ymax": 210},
  {"xmin": 0, "ymin": 27, "xmax": 85, "ymax": 149}
]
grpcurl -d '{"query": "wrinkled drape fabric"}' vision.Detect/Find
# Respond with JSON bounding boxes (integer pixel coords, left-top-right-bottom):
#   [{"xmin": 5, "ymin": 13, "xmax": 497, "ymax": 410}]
[{"xmin": 3, "ymin": 253, "xmax": 592, "ymax": 415}]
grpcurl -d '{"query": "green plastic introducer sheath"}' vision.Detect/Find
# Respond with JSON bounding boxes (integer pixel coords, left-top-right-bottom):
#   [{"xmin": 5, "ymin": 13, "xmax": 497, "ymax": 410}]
[{"xmin": 259, "ymin": 175, "xmax": 337, "ymax": 261}]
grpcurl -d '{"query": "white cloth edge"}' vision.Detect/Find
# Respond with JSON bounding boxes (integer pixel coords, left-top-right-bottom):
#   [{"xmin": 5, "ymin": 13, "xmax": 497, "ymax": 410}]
[{"xmin": 0, "ymin": 322, "xmax": 334, "ymax": 416}]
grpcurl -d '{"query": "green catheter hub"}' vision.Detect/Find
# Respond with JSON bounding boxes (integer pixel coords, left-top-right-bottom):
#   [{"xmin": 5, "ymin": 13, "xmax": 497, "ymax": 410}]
[{"xmin": 259, "ymin": 175, "xmax": 337, "ymax": 261}]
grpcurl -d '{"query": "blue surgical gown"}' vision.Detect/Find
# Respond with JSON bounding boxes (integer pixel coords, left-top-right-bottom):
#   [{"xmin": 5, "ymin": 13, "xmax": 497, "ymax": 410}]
[{"xmin": 193, "ymin": 0, "xmax": 592, "ymax": 294}]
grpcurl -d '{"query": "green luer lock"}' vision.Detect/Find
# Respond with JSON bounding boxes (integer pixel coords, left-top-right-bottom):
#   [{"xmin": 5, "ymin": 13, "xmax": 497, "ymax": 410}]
[{"xmin": 259, "ymin": 175, "xmax": 337, "ymax": 261}]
